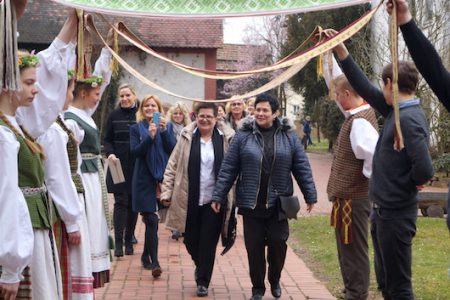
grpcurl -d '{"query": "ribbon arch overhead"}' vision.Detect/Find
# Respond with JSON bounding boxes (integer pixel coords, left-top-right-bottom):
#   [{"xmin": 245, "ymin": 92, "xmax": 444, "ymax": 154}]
[{"xmin": 52, "ymin": 0, "xmax": 371, "ymax": 18}]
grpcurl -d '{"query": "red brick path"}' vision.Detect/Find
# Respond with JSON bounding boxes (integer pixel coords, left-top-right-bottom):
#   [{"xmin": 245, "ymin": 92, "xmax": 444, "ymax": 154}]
[{"xmin": 96, "ymin": 153, "xmax": 337, "ymax": 299}]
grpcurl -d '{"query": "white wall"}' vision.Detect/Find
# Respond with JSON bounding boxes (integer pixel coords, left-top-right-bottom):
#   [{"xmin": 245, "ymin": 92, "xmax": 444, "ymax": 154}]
[
  {"xmin": 285, "ymin": 84, "xmax": 304, "ymax": 120},
  {"xmin": 119, "ymin": 50, "xmax": 206, "ymax": 106}
]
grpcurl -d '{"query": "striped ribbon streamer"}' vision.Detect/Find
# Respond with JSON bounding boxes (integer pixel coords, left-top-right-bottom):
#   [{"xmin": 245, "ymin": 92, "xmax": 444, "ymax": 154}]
[
  {"xmin": 101, "ymin": 17, "xmax": 323, "ymax": 80},
  {"xmin": 100, "ymin": 3, "xmax": 380, "ymax": 79},
  {"xmin": 87, "ymin": 3, "xmax": 381, "ymax": 102},
  {"xmin": 52, "ymin": 0, "xmax": 371, "ymax": 18}
]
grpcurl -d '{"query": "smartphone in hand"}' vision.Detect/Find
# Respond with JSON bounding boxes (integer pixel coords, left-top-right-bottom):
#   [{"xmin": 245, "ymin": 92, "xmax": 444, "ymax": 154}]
[{"xmin": 152, "ymin": 112, "xmax": 160, "ymax": 125}]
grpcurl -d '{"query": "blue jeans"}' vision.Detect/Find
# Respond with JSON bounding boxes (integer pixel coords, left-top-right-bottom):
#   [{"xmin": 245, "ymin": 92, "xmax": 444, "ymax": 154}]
[{"xmin": 370, "ymin": 207, "xmax": 417, "ymax": 300}]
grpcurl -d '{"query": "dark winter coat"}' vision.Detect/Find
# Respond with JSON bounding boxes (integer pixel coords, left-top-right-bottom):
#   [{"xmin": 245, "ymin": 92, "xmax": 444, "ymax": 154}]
[
  {"xmin": 212, "ymin": 117, "xmax": 317, "ymax": 209},
  {"xmin": 130, "ymin": 121, "xmax": 176, "ymax": 213},
  {"xmin": 103, "ymin": 105, "xmax": 137, "ymax": 194}
]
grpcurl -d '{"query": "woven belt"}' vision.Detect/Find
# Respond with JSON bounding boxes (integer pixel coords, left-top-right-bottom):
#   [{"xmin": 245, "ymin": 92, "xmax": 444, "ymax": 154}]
[
  {"xmin": 81, "ymin": 153, "xmax": 100, "ymax": 160},
  {"xmin": 20, "ymin": 186, "xmax": 47, "ymax": 196},
  {"xmin": 80, "ymin": 153, "xmax": 111, "ymax": 230}
]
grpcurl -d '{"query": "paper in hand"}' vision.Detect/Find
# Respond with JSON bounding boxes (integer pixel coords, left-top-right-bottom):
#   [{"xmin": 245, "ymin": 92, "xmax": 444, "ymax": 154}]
[{"xmin": 110, "ymin": 158, "xmax": 125, "ymax": 184}]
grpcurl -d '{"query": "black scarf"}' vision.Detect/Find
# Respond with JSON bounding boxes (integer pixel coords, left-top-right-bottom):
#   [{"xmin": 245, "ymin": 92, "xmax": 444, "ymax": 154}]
[{"xmin": 186, "ymin": 127, "xmax": 224, "ymax": 227}]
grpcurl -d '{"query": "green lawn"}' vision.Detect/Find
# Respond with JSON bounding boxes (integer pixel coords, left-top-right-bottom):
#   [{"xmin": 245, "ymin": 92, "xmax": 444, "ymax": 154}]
[
  {"xmin": 305, "ymin": 138, "xmax": 330, "ymax": 153},
  {"xmin": 289, "ymin": 215, "xmax": 450, "ymax": 300}
]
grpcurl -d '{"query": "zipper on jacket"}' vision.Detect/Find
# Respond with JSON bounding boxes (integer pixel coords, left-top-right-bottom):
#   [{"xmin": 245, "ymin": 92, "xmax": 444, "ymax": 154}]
[
  {"xmin": 252, "ymin": 125, "xmax": 280, "ymax": 209},
  {"xmin": 253, "ymin": 131, "xmax": 263, "ymax": 209},
  {"xmin": 265, "ymin": 127, "xmax": 280, "ymax": 208}
]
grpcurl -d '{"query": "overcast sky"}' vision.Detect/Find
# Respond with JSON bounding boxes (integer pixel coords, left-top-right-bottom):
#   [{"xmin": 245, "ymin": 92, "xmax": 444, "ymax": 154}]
[{"xmin": 223, "ymin": 17, "xmax": 264, "ymax": 44}]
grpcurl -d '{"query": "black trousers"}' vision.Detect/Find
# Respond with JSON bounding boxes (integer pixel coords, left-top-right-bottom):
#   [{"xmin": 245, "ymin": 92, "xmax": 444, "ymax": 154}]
[
  {"xmin": 371, "ymin": 207, "xmax": 417, "ymax": 300},
  {"xmin": 243, "ymin": 212, "xmax": 289, "ymax": 295},
  {"xmin": 113, "ymin": 192, "xmax": 138, "ymax": 247},
  {"xmin": 183, "ymin": 205, "xmax": 222, "ymax": 288},
  {"xmin": 142, "ymin": 213, "xmax": 160, "ymax": 268},
  {"xmin": 334, "ymin": 198, "xmax": 370, "ymax": 300}
]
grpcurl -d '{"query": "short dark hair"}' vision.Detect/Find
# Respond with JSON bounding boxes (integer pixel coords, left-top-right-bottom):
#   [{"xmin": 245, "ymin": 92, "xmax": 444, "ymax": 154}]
[
  {"xmin": 195, "ymin": 101, "xmax": 218, "ymax": 116},
  {"xmin": 382, "ymin": 61, "xmax": 419, "ymax": 94},
  {"xmin": 255, "ymin": 93, "xmax": 279, "ymax": 113}
]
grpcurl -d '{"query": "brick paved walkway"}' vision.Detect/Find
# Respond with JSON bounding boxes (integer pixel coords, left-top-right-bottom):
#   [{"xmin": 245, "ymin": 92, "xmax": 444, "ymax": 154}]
[
  {"xmin": 96, "ymin": 217, "xmax": 335, "ymax": 300},
  {"xmin": 96, "ymin": 152, "xmax": 337, "ymax": 299}
]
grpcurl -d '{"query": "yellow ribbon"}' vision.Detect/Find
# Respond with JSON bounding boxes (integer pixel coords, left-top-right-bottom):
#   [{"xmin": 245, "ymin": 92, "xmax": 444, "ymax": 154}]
[
  {"xmin": 390, "ymin": 1, "xmax": 404, "ymax": 150},
  {"xmin": 76, "ymin": 9, "xmax": 84, "ymax": 80}
]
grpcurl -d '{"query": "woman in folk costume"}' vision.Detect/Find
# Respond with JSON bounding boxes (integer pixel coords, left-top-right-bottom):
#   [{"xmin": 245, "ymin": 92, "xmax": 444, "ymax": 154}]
[
  {"xmin": 38, "ymin": 68, "xmax": 95, "ymax": 299},
  {"xmin": 130, "ymin": 95, "xmax": 176, "ymax": 278},
  {"xmin": 64, "ymin": 30, "xmax": 113, "ymax": 289},
  {"xmin": 0, "ymin": 2, "xmax": 33, "ymax": 299},
  {"xmin": 1, "ymin": 3, "xmax": 78, "ymax": 299}
]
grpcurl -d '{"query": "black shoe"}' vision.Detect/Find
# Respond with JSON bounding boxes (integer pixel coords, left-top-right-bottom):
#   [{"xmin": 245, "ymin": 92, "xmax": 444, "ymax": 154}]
[
  {"xmin": 152, "ymin": 266, "xmax": 162, "ymax": 278},
  {"xmin": 125, "ymin": 244, "xmax": 134, "ymax": 255},
  {"xmin": 196, "ymin": 285, "xmax": 208, "ymax": 297},
  {"xmin": 249, "ymin": 294, "xmax": 262, "ymax": 300},
  {"xmin": 271, "ymin": 283, "xmax": 281, "ymax": 298},
  {"xmin": 132, "ymin": 235, "xmax": 138, "ymax": 244},
  {"xmin": 171, "ymin": 231, "xmax": 182, "ymax": 241},
  {"xmin": 114, "ymin": 248, "xmax": 123, "ymax": 257},
  {"xmin": 141, "ymin": 256, "xmax": 152, "ymax": 270}
]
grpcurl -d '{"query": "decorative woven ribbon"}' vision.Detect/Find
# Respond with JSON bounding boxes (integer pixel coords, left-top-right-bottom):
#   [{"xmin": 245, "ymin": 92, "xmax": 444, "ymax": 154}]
[
  {"xmin": 87, "ymin": 2, "xmax": 381, "ymax": 102},
  {"xmin": 100, "ymin": 17, "xmax": 323, "ymax": 80},
  {"xmin": 81, "ymin": 153, "xmax": 112, "ymax": 231},
  {"xmin": 389, "ymin": 1, "xmax": 404, "ymax": 151},
  {"xmin": 51, "ymin": 0, "xmax": 371, "ymax": 18},
  {"xmin": 20, "ymin": 185, "xmax": 48, "ymax": 196},
  {"xmin": 330, "ymin": 198, "xmax": 353, "ymax": 244}
]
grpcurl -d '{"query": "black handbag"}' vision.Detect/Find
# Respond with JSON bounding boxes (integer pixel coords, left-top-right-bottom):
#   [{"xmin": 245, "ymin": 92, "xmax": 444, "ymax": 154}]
[{"xmin": 278, "ymin": 195, "xmax": 300, "ymax": 221}]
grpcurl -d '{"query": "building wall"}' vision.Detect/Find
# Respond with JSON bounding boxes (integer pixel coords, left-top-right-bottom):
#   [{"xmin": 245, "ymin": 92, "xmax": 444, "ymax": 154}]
[
  {"xmin": 285, "ymin": 84, "xmax": 304, "ymax": 121},
  {"xmin": 119, "ymin": 48, "xmax": 216, "ymax": 106}
]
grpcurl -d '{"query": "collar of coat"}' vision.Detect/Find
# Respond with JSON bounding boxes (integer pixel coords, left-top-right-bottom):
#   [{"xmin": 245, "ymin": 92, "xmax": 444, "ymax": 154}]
[
  {"xmin": 238, "ymin": 116, "xmax": 296, "ymax": 133},
  {"xmin": 180, "ymin": 120, "xmax": 235, "ymax": 141}
]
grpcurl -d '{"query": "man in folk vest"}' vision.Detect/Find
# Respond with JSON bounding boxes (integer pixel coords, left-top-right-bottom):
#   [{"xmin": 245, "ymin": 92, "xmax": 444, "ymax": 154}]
[{"xmin": 326, "ymin": 72, "xmax": 379, "ymax": 299}]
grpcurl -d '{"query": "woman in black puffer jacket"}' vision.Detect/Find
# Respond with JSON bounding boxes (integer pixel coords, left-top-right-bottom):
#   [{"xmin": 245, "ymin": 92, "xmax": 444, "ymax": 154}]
[{"xmin": 211, "ymin": 93, "xmax": 317, "ymax": 300}]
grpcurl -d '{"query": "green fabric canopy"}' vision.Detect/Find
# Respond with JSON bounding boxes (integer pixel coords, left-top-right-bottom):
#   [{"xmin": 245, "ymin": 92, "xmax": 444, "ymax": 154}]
[{"xmin": 52, "ymin": 0, "xmax": 370, "ymax": 17}]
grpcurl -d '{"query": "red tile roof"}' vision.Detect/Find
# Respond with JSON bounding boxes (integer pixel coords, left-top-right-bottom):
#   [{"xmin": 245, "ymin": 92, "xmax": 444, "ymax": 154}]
[{"xmin": 18, "ymin": 0, "xmax": 223, "ymax": 49}]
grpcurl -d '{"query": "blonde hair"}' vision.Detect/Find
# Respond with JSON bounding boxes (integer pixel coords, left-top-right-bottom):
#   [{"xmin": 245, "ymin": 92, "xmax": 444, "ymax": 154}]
[
  {"xmin": 136, "ymin": 95, "xmax": 164, "ymax": 122},
  {"xmin": 167, "ymin": 102, "xmax": 191, "ymax": 126},
  {"xmin": 0, "ymin": 111, "xmax": 45, "ymax": 159},
  {"xmin": 116, "ymin": 83, "xmax": 137, "ymax": 108},
  {"xmin": 333, "ymin": 74, "xmax": 358, "ymax": 96},
  {"xmin": 246, "ymin": 97, "xmax": 255, "ymax": 107}
]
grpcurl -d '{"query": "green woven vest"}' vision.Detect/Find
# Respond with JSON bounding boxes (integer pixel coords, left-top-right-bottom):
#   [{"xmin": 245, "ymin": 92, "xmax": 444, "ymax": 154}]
[
  {"xmin": 0, "ymin": 120, "xmax": 55, "ymax": 229},
  {"xmin": 56, "ymin": 117, "xmax": 85, "ymax": 193},
  {"xmin": 64, "ymin": 111, "xmax": 101, "ymax": 173}
]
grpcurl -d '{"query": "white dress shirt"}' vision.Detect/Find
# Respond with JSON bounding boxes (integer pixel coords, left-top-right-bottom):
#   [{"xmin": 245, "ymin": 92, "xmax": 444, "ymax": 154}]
[
  {"xmin": 198, "ymin": 137, "xmax": 216, "ymax": 206},
  {"xmin": 322, "ymin": 52, "xmax": 379, "ymax": 178}
]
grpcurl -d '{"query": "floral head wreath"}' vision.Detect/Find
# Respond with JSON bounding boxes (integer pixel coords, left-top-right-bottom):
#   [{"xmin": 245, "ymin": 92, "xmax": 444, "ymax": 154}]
[
  {"xmin": 77, "ymin": 75, "xmax": 103, "ymax": 88},
  {"xmin": 18, "ymin": 54, "xmax": 39, "ymax": 70},
  {"xmin": 67, "ymin": 69, "xmax": 76, "ymax": 80}
]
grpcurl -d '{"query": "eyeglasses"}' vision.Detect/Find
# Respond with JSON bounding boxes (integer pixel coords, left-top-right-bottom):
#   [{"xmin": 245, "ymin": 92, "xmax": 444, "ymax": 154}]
[
  {"xmin": 197, "ymin": 114, "xmax": 215, "ymax": 120},
  {"xmin": 231, "ymin": 102, "xmax": 243, "ymax": 107}
]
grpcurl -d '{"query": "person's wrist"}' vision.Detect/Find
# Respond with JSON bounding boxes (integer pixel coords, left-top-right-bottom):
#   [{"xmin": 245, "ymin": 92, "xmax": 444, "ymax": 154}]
[{"xmin": 398, "ymin": 14, "xmax": 413, "ymax": 26}]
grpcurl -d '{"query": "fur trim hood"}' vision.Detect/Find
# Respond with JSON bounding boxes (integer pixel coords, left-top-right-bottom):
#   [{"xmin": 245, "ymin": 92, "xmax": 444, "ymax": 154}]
[{"xmin": 238, "ymin": 116, "xmax": 296, "ymax": 132}]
